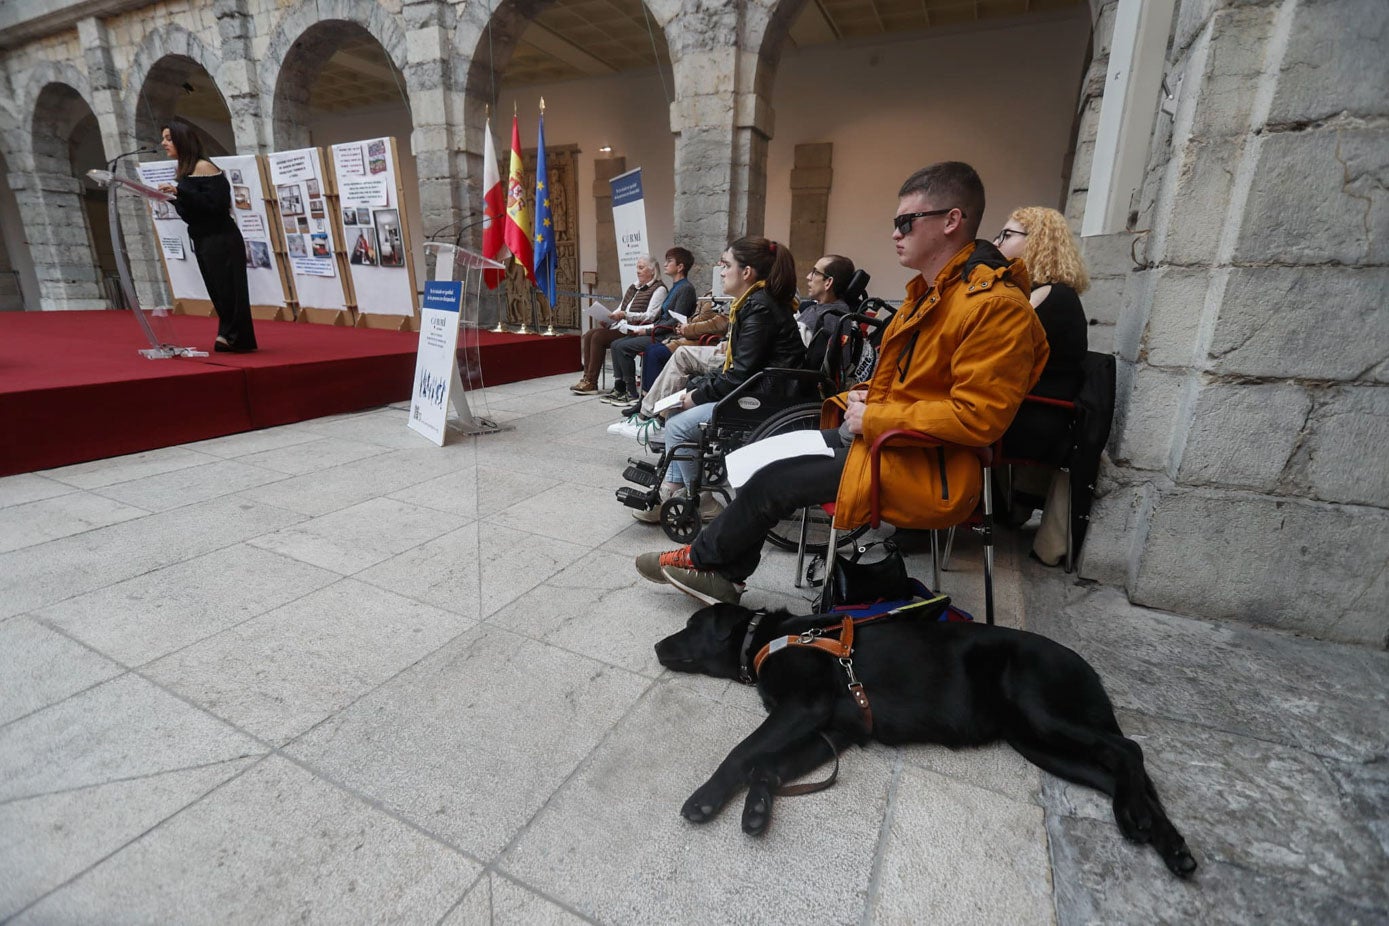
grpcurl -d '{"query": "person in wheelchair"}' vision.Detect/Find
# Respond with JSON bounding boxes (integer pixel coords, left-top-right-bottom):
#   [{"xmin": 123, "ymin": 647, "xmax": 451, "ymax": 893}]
[
  {"xmin": 635, "ymin": 161, "xmax": 1050, "ymax": 606},
  {"xmin": 629, "ymin": 236, "xmax": 806, "ymax": 524},
  {"xmin": 796, "ymin": 254, "xmax": 857, "ymax": 345}
]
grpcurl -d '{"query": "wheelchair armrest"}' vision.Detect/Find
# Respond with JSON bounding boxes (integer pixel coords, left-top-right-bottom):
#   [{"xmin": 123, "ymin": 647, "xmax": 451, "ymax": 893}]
[
  {"xmin": 867, "ymin": 429, "xmax": 993, "ymax": 528},
  {"xmin": 1021, "ymin": 394, "xmax": 1077, "ymax": 411}
]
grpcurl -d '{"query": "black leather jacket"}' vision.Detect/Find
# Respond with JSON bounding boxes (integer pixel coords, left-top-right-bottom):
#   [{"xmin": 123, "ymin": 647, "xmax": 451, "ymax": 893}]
[{"xmin": 688, "ymin": 287, "xmax": 806, "ymax": 405}]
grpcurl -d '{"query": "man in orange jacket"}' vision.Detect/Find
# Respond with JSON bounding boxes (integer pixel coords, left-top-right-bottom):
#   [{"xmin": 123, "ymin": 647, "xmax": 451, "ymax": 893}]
[{"xmin": 636, "ymin": 162, "xmax": 1049, "ymax": 606}]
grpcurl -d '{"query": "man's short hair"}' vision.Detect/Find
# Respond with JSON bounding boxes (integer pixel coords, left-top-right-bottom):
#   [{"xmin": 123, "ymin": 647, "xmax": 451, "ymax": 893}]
[
  {"xmin": 820, "ymin": 254, "xmax": 855, "ymax": 299},
  {"xmin": 666, "ymin": 247, "xmax": 694, "ymax": 276},
  {"xmin": 898, "ymin": 162, "xmax": 985, "ymax": 239}
]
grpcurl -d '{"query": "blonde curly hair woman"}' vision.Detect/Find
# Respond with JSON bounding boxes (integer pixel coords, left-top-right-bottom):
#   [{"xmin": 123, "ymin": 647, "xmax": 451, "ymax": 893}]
[{"xmin": 993, "ymin": 206, "xmax": 1089, "ymax": 566}]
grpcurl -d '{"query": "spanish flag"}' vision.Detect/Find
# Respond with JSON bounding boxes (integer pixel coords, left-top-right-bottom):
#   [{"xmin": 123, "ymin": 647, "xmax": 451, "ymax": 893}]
[{"xmin": 503, "ymin": 114, "xmax": 534, "ymax": 282}]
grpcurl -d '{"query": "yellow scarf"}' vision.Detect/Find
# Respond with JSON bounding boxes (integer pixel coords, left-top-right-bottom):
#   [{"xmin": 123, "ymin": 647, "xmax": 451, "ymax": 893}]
[{"xmin": 722, "ymin": 280, "xmax": 766, "ymax": 372}]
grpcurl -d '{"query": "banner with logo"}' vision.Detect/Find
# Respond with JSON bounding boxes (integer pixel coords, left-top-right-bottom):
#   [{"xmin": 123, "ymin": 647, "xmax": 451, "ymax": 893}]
[
  {"xmin": 609, "ymin": 167, "xmax": 649, "ymax": 292},
  {"xmin": 408, "ymin": 280, "xmax": 463, "ymax": 446}
]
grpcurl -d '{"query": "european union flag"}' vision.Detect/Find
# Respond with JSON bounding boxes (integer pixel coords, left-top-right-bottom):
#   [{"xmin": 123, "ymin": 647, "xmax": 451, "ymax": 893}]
[{"xmin": 533, "ymin": 110, "xmax": 556, "ymax": 306}]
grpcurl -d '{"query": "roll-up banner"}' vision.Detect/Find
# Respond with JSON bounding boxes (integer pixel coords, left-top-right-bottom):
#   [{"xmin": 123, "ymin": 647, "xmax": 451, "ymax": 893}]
[{"xmin": 609, "ymin": 167, "xmax": 649, "ymax": 292}]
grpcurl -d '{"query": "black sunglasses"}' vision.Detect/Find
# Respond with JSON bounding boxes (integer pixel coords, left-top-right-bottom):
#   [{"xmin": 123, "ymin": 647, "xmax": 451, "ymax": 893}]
[{"xmin": 893, "ymin": 208, "xmax": 962, "ymax": 235}]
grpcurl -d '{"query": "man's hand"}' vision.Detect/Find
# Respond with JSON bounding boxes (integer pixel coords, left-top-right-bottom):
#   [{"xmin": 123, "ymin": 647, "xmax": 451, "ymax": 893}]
[
  {"xmin": 679, "ymin": 390, "xmax": 695, "ymax": 411},
  {"xmin": 611, "ymin": 309, "xmax": 625, "ymax": 321},
  {"xmin": 844, "ymin": 388, "xmax": 868, "ymax": 435}
]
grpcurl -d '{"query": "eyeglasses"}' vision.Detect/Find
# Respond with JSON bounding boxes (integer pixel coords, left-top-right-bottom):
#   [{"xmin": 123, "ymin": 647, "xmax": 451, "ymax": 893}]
[
  {"xmin": 806, "ymin": 267, "xmax": 829, "ymax": 279},
  {"xmin": 993, "ymin": 228, "xmax": 1027, "ymax": 244},
  {"xmin": 892, "ymin": 208, "xmax": 961, "ymax": 235}
]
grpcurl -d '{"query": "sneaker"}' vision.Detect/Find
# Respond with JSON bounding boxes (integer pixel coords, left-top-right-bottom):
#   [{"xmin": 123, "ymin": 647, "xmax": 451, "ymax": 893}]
[
  {"xmin": 698, "ymin": 492, "xmax": 724, "ymax": 522},
  {"xmin": 620, "ymin": 401, "xmax": 642, "ymax": 418},
  {"xmin": 634, "ymin": 417, "xmax": 664, "ymax": 448},
  {"xmin": 662, "ymin": 565, "xmax": 745, "ymax": 605},
  {"xmin": 601, "ymin": 391, "xmax": 636, "ymax": 406},
  {"xmin": 607, "ymin": 414, "xmax": 640, "ymax": 435},
  {"xmin": 635, "ymin": 545, "xmax": 696, "ymax": 583},
  {"xmin": 570, "ymin": 380, "xmax": 599, "ymax": 395}
]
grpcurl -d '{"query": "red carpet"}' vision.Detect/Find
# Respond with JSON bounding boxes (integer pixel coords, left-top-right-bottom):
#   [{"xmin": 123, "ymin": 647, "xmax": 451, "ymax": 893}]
[{"xmin": 0, "ymin": 311, "xmax": 579, "ymax": 476}]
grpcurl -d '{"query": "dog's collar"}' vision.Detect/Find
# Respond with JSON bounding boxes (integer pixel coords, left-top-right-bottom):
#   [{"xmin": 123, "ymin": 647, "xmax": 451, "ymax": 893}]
[{"xmin": 738, "ymin": 610, "xmax": 767, "ymax": 685}]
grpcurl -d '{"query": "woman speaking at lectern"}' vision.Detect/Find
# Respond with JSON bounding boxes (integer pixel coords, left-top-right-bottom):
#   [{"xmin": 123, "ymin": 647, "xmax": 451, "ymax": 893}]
[{"xmin": 156, "ymin": 120, "xmax": 258, "ymax": 353}]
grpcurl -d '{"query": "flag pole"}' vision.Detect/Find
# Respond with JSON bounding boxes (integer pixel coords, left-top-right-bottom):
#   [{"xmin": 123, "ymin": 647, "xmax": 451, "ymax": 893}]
[{"xmin": 538, "ymin": 97, "xmax": 558, "ymax": 336}]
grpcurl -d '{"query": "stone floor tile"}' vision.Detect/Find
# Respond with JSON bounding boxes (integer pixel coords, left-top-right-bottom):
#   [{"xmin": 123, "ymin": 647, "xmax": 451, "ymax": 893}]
[
  {"xmin": 38, "ymin": 445, "xmax": 218, "ymax": 489},
  {"xmin": 144, "ymin": 578, "xmax": 474, "ymax": 745},
  {"xmin": 896, "ymin": 740, "xmax": 1043, "ymax": 806},
  {"xmin": 0, "ymin": 497, "xmax": 307, "ymax": 620},
  {"xmin": 869, "ymin": 765, "xmax": 1053, "ymax": 925},
  {"xmin": 483, "ymin": 482, "xmax": 643, "ymax": 547},
  {"xmin": 500, "ymin": 679, "xmax": 893, "ymax": 926},
  {"xmin": 388, "ymin": 463, "xmax": 558, "ymax": 520},
  {"xmin": 10, "ymin": 756, "xmax": 478, "ymax": 925},
  {"xmin": 1043, "ymin": 709, "xmax": 1388, "ymax": 909},
  {"xmin": 0, "ymin": 673, "xmax": 265, "ymax": 803},
  {"xmin": 248, "ymin": 495, "xmax": 468, "ymax": 574},
  {"xmin": 89, "ymin": 458, "xmax": 288, "ymax": 513},
  {"xmin": 0, "ymin": 492, "xmax": 148, "ymax": 553},
  {"xmin": 357, "ymin": 521, "xmax": 589, "ymax": 618},
  {"xmin": 34, "ymin": 543, "xmax": 340, "ymax": 667},
  {"xmin": 0, "ymin": 473, "xmax": 74, "ymax": 509},
  {"xmin": 0, "ymin": 617, "xmax": 123, "ymax": 725},
  {"xmin": 286, "ymin": 625, "xmax": 651, "ymax": 861},
  {"xmin": 297, "ymin": 407, "xmax": 439, "ymax": 449},
  {"xmin": 442, "ymin": 872, "xmax": 593, "ymax": 926},
  {"xmin": 235, "ymin": 436, "xmax": 392, "ymax": 475},
  {"xmin": 0, "ymin": 757, "xmax": 255, "ymax": 920},
  {"xmin": 473, "ymin": 428, "xmax": 629, "ymax": 492},
  {"xmin": 486, "ymin": 574, "xmax": 694, "ymax": 677},
  {"xmin": 237, "ymin": 446, "xmax": 470, "ymax": 517},
  {"xmin": 184, "ymin": 425, "xmax": 323, "ymax": 459},
  {"xmin": 1321, "ymin": 754, "xmax": 1389, "ymax": 857},
  {"xmin": 1048, "ymin": 814, "xmax": 1388, "ymax": 926}
]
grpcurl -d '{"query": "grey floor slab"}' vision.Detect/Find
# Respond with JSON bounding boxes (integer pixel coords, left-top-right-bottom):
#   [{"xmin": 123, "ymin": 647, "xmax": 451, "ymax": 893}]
[
  {"xmin": 184, "ymin": 424, "xmax": 324, "ymax": 459},
  {"xmin": 443, "ymin": 872, "xmax": 593, "ymax": 926},
  {"xmin": 0, "ymin": 492, "xmax": 148, "ymax": 552},
  {"xmin": 0, "ymin": 472, "xmax": 74, "ymax": 508},
  {"xmin": 0, "ymin": 757, "xmax": 256, "ymax": 920},
  {"xmin": 143, "ymin": 578, "xmax": 475, "ymax": 745},
  {"xmin": 356, "ymin": 520, "xmax": 590, "ymax": 618},
  {"xmin": 286, "ymin": 625, "xmax": 652, "ymax": 861},
  {"xmin": 483, "ymin": 481, "xmax": 648, "ymax": 547},
  {"xmin": 0, "ymin": 616, "xmax": 124, "ymax": 725},
  {"xmin": 91, "ymin": 457, "xmax": 289, "ymax": 513},
  {"xmin": 0, "ymin": 496, "xmax": 307, "ymax": 620},
  {"xmin": 248, "ymin": 495, "xmax": 469, "ymax": 574},
  {"xmin": 33, "ymin": 542, "xmax": 342, "ymax": 667},
  {"xmin": 38, "ymin": 445, "xmax": 219, "ymax": 489},
  {"xmin": 501, "ymin": 678, "xmax": 895, "ymax": 926},
  {"xmin": 11, "ymin": 756, "xmax": 479, "ymax": 925},
  {"xmin": 388, "ymin": 463, "xmax": 558, "ymax": 520},
  {"xmin": 0, "ymin": 672, "xmax": 265, "ymax": 803},
  {"xmin": 870, "ymin": 764, "xmax": 1053, "ymax": 925},
  {"xmin": 238, "ymin": 445, "xmax": 471, "ymax": 517},
  {"xmin": 234, "ymin": 435, "xmax": 392, "ymax": 476}
]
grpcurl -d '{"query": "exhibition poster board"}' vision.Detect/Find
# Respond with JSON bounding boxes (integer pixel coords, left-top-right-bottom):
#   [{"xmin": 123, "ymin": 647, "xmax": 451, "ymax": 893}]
[
  {"xmin": 266, "ymin": 146, "xmax": 351, "ymax": 324},
  {"xmin": 609, "ymin": 167, "xmax": 650, "ymax": 292},
  {"xmin": 219, "ymin": 154, "xmax": 293, "ymax": 320},
  {"xmin": 408, "ymin": 280, "xmax": 463, "ymax": 446},
  {"xmin": 136, "ymin": 160, "xmax": 210, "ymax": 311},
  {"xmin": 330, "ymin": 136, "xmax": 418, "ymax": 328}
]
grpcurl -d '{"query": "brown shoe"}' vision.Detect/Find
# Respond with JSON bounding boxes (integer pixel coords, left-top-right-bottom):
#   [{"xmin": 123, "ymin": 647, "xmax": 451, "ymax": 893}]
[{"xmin": 570, "ymin": 380, "xmax": 599, "ymax": 395}]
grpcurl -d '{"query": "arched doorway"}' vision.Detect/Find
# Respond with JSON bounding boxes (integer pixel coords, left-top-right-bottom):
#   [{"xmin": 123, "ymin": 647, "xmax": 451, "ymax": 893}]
[
  {"xmin": 30, "ymin": 82, "xmax": 108, "ymax": 309},
  {"xmin": 133, "ymin": 59, "xmax": 234, "ymax": 157}
]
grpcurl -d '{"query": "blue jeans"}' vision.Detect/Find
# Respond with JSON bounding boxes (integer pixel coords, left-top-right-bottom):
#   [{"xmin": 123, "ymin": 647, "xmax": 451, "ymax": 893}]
[
  {"xmin": 663, "ymin": 402, "xmax": 716, "ymax": 486},
  {"xmin": 641, "ymin": 342, "xmax": 673, "ymax": 392}
]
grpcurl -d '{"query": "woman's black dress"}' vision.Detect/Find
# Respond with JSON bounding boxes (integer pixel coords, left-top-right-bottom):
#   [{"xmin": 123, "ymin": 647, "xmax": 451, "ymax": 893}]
[
  {"xmin": 172, "ymin": 172, "xmax": 257, "ymax": 351},
  {"xmin": 1001, "ymin": 282, "xmax": 1087, "ymax": 465}
]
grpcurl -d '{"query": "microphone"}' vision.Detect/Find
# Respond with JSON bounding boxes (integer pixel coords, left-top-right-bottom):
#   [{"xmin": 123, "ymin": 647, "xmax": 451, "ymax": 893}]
[{"xmin": 107, "ymin": 145, "xmax": 159, "ymax": 171}]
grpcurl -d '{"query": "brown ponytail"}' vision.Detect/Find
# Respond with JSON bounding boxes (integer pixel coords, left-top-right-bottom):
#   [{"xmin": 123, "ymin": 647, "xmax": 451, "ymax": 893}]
[{"xmin": 728, "ymin": 236, "xmax": 797, "ymax": 308}]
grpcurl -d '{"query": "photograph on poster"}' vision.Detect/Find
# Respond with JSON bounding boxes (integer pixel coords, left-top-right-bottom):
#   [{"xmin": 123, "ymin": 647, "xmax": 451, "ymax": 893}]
[
  {"xmin": 150, "ymin": 200, "xmax": 173, "ymax": 220},
  {"xmin": 287, "ymin": 233, "xmax": 308, "ymax": 258},
  {"xmin": 278, "ymin": 183, "xmax": 303, "ymax": 216},
  {"xmin": 374, "ymin": 208, "xmax": 404, "ymax": 267},
  {"xmin": 297, "ymin": 216, "xmax": 310, "ymax": 232},
  {"xmin": 368, "ymin": 139, "xmax": 387, "ymax": 175},
  {"xmin": 233, "ymin": 186, "xmax": 252, "ymax": 210},
  {"xmin": 349, "ymin": 228, "xmax": 377, "ymax": 266},
  {"xmin": 344, "ymin": 211, "xmax": 356, "ymax": 227},
  {"xmin": 246, "ymin": 239, "xmax": 272, "ymax": 269},
  {"xmin": 309, "ymin": 198, "xmax": 325, "ymax": 219},
  {"xmin": 356, "ymin": 206, "xmax": 371, "ymax": 225},
  {"xmin": 310, "ymin": 231, "xmax": 330, "ymax": 258},
  {"xmin": 306, "ymin": 177, "xmax": 320, "ymax": 197},
  {"xmin": 229, "ymin": 168, "xmax": 244, "ymax": 185}
]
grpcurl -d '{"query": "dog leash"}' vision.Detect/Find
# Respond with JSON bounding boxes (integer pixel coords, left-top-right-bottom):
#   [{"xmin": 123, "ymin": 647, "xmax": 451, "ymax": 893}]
[{"xmin": 753, "ymin": 616, "xmax": 874, "ymax": 734}]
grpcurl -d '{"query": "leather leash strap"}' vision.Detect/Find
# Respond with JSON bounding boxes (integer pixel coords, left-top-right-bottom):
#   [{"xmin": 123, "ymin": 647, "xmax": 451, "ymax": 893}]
[
  {"xmin": 753, "ymin": 619, "xmax": 873, "ymax": 734},
  {"xmin": 775, "ymin": 732, "xmax": 841, "ymax": 797}
]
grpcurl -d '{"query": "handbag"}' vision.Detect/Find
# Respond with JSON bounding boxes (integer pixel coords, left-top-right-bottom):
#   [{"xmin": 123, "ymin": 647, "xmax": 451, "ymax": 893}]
[{"xmin": 811, "ymin": 539, "xmax": 915, "ymax": 612}]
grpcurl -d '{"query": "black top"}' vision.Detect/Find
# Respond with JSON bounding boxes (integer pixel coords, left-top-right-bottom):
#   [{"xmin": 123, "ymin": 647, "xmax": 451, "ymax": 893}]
[
  {"xmin": 171, "ymin": 172, "xmax": 238, "ymax": 241},
  {"xmin": 1000, "ymin": 282, "xmax": 1088, "ymax": 464},
  {"xmin": 688, "ymin": 287, "xmax": 806, "ymax": 405}
]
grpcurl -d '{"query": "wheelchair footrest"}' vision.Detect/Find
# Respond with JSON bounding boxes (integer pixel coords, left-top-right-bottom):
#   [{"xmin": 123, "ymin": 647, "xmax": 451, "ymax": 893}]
[
  {"xmin": 623, "ymin": 458, "xmax": 659, "ymax": 487},
  {"xmin": 615, "ymin": 486, "xmax": 657, "ymax": 510}
]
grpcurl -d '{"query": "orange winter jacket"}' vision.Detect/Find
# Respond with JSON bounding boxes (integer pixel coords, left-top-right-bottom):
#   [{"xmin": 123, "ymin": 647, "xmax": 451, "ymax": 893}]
[{"xmin": 823, "ymin": 242, "xmax": 1048, "ymax": 530}]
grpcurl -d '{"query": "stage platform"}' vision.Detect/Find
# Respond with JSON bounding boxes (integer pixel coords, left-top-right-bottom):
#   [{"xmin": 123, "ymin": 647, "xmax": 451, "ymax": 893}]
[{"xmin": 0, "ymin": 310, "xmax": 579, "ymax": 476}]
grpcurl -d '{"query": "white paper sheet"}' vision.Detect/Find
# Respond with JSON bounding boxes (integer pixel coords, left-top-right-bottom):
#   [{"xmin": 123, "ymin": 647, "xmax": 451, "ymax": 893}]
[
  {"xmin": 669, "ymin": 311, "xmax": 687, "ymax": 325},
  {"xmin": 584, "ymin": 302, "xmax": 612, "ymax": 323},
  {"xmin": 652, "ymin": 391, "xmax": 686, "ymax": 413},
  {"xmin": 724, "ymin": 429, "xmax": 833, "ymax": 488}
]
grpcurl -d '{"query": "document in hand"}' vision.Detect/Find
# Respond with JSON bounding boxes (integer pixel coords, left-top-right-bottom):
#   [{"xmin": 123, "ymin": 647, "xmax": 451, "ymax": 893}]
[
  {"xmin": 583, "ymin": 302, "xmax": 611, "ymax": 324},
  {"xmin": 652, "ymin": 391, "xmax": 686, "ymax": 414},
  {"xmin": 669, "ymin": 311, "xmax": 688, "ymax": 325},
  {"xmin": 725, "ymin": 429, "xmax": 833, "ymax": 488}
]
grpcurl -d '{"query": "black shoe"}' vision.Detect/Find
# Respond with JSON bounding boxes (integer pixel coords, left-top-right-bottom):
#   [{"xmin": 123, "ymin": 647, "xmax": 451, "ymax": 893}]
[
  {"xmin": 620, "ymin": 401, "xmax": 642, "ymax": 417},
  {"xmin": 214, "ymin": 341, "xmax": 257, "ymax": 353}
]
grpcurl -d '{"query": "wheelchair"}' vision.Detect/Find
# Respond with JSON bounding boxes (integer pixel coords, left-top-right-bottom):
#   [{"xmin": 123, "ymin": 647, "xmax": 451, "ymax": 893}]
[{"xmin": 615, "ymin": 271, "xmax": 900, "ymax": 548}]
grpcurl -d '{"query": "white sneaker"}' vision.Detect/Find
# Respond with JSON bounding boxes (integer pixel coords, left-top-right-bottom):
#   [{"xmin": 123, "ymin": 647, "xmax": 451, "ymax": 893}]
[
  {"xmin": 634, "ymin": 418, "xmax": 664, "ymax": 447},
  {"xmin": 607, "ymin": 414, "xmax": 639, "ymax": 435}
]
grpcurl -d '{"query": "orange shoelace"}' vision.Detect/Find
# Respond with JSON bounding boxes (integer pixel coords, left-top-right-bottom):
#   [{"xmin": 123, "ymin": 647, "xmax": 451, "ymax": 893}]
[{"xmin": 657, "ymin": 546, "xmax": 695, "ymax": 570}]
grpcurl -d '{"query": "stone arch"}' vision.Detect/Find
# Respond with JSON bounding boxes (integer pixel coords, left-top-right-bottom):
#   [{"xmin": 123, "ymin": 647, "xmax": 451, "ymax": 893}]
[
  {"xmin": 125, "ymin": 25, "xmax": 226, "ymax": 149},
  {"xmin": 263, "ymin": 2, "xmax": 411, "ymax": 150}
]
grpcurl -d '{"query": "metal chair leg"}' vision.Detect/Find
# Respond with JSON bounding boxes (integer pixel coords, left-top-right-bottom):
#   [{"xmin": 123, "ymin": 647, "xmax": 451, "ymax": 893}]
[
  {"xmin": 1062, "ymin": 467, "xmax": 1074, "ymax": 574},
  {"xmin": 930, "ymin": 530, "xmax": 942, "ymax": 593},
  {"xmin": 982, "ymin": 465, "xmax": 995, "ymax": 625},
  {"xmin": 941, "ymin": 525, "xmax": 957, "ymax": 570},
  {"xmin": 794, "ymin": 507, "xmax": 811, "ymax": 588}
]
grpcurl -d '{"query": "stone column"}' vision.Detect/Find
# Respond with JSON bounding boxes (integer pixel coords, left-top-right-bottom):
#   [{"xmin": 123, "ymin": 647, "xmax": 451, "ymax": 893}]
[
  {"xmin": 788, "ymin": 142, "xmax": 831, "ymax": 282},
  {"xmin": 1081, "ymin": 0, "xmax": 1389, "ymax": 646},
  {"xmin": 592, "ymin": 155, "xmax": 626, "ymax": 297},
  {"xmin": 213, "ymin": 0, "xmax": 269, "ymax": 155},
  {"xmin": 402, "ymin": 0, "xmax": 466, "ymax": 243}
]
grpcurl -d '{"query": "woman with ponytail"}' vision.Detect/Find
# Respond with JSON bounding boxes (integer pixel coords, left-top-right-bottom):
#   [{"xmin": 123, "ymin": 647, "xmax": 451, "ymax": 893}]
[{"xmin": 632, "ymin": 236, "xmax": 806, "ymax": 524}]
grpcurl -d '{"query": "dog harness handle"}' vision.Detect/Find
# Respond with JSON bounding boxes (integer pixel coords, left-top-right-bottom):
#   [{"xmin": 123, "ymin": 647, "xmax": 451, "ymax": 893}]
[{"xmin": 753, "ymin": 619, "xmax": 874, "ymax": 734}]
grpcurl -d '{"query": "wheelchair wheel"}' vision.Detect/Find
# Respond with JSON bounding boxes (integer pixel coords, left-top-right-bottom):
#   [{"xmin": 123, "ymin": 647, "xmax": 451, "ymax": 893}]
[
  {"xmin": 743, "ymin": 403, "xmax": 868, "ymax": 552},
  {"xmin": 661, "ymin": 495, "xmax": 701, "ymax": 544},
  {"xmin": 702, "ymin": 457, "xmax": 727, "ymax": 487}
]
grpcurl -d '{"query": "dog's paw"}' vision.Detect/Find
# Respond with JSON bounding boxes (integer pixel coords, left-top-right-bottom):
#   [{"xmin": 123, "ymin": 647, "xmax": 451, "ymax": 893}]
[
  {"xmin": 741, "ymin": 783, "xmax": 773, "ymax": 835},
  {"xmin": 1114, "ymin": 799, "xmax": 1154, "ymax": 844},
  {"xmin": 1161, "ymin": 840, "xmax": 1198, "ymax": 878},
  {"xmin": 681, "ymin": 783, "xmax": 728, "ymax": 824}
]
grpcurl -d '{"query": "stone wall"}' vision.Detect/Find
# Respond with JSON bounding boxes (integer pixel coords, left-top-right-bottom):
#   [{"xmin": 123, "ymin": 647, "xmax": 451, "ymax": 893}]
[{"xmin": 1079, "ymin": 0, "xmax": 1389, "ymax": 647}]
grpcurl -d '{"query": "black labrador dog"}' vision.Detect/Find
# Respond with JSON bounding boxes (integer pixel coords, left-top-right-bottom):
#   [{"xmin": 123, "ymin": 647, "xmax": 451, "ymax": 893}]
[{"xmin": 655, "ymin": 602, "xmax": 1197, "ymax": 878}]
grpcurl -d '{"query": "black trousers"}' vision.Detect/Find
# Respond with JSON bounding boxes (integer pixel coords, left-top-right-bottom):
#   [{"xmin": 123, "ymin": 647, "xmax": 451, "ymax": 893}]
[
  {"xmin": 193, "ymin": 228, "xmax": 257, "ymax": 350},
  {"xmin": 690, "ymin": 441, "xmax": 849, "ymax": 582}
]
